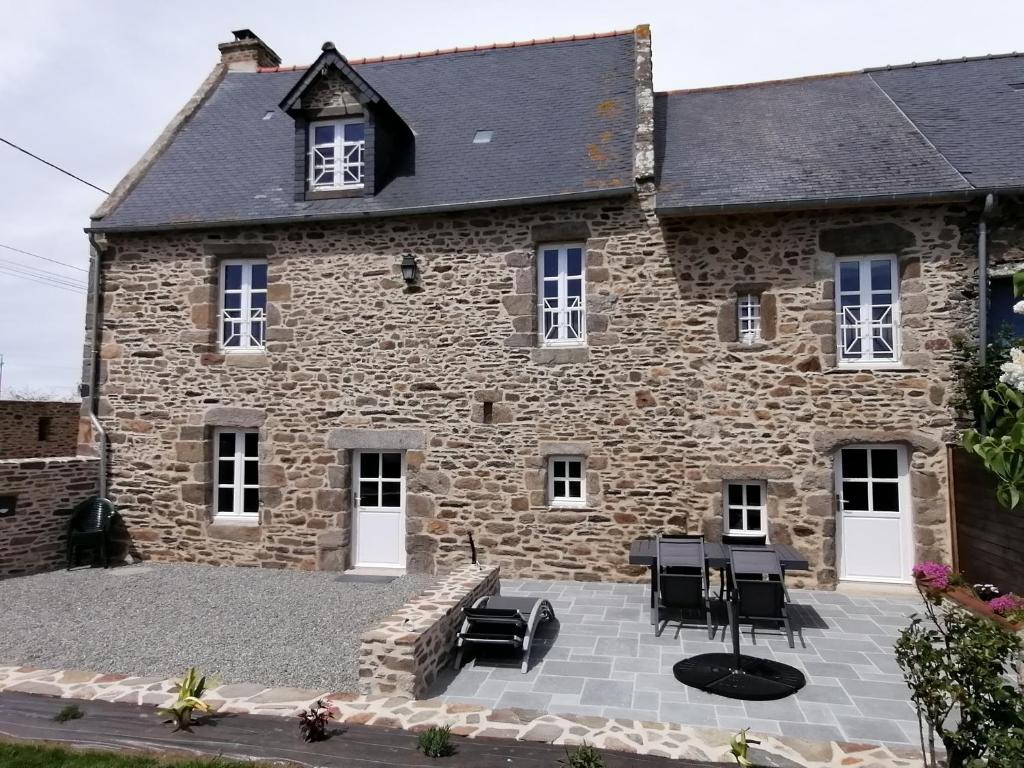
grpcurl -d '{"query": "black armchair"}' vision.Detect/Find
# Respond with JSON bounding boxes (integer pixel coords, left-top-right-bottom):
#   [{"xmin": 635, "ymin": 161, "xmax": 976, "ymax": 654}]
[{"xmin": 66, "ymin": 497, "xmax": 117, "ymax": 569}]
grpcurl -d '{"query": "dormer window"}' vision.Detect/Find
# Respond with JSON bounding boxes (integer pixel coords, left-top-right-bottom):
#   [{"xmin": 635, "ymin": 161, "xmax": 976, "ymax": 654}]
[{"xmin": 309, "ymin": 119, "xmax": 365, "ymax": 190}]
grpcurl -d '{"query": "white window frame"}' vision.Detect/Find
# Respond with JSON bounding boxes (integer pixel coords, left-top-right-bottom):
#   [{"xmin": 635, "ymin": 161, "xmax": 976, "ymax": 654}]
[
  {"xmin": 308, "ymin": 118, "xmax": 365, "ymax": 191},
  {"xmin": 723, "ymin": 481, "xmax": 768, "ymax": 538},
  {"xmin": 537, "ymin": 243, "xmax": 587, "ymax": 347},
  {"xmin": 218, "ymin": 259, "xmax": 267, "ymax": 351},
  {"xmin": 835, "ymin": 255, "xmax": 901, "ymax": 366},
  {"xmin": 548, "ymin": 455, "xmax": 586, "ymax": 507},
  {"xmin": 737, "ymin": 293, "xmax": 761, "ymax": 345},
  {"xmin": 213, "ymin": 428, "xmax": 259, "ymax": 524}
]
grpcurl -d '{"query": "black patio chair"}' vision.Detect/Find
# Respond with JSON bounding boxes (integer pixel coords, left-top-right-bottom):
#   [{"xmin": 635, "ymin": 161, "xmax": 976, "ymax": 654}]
[
  {"xmin": 718, "ymin": 534, "xmax": 790, "ymax": 602},
  {"xmin": 66, "ymin": 496, "xmax": 117, "ymax": 569},
  {"xmin": 655, "ymin": 534, "xmax": 715, "ymax": 639},
  {"xmin": 453, "ymin": 595, "xmax": 556, "ymax": 673},
  {"xmin": 726, "ymin": 546, "xmax": 795, "ymax": 648}
]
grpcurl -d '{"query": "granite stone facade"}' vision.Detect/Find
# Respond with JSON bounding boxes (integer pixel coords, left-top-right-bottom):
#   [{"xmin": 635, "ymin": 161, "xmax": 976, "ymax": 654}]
[
  {"xmin": 0, "ymin": 400, "xmax": 81, "ymax": 460},
  {"xmin": 90, "ymin": 192, "xmax": 974, "ymax": 587}
]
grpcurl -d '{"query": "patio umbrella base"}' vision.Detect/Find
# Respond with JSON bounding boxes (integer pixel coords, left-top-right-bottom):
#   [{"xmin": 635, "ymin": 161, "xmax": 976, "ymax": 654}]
[{"xmin": 672, "ymin": 653, "xmax": 805, "ymax": 701}]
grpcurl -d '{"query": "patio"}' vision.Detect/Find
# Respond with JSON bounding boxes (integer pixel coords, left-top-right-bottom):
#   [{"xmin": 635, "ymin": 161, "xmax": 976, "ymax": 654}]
[{"xmin": 432, "ymin": 579, "xmax": 923, "ymax": 748}]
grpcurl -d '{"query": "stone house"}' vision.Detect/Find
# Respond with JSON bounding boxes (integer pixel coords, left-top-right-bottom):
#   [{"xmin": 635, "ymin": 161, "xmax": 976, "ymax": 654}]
[{"xmin": 82, "ymin": 28, "xmax": 1024, "ymax": 588}]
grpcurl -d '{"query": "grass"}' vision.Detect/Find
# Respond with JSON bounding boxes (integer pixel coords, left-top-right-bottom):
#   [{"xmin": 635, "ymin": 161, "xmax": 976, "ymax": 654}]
[{"xmin": 0, "ymin": 741, "xmax": 262, "ymax": 768}]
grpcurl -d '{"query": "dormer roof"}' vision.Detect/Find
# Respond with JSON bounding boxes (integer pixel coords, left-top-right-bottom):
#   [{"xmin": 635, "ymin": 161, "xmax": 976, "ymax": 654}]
[{"xmin": 278, "ymin": 42, "xmax": 387, "ymax": 113}]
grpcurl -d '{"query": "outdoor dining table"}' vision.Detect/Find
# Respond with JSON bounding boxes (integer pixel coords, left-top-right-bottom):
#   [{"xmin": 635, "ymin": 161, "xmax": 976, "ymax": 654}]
[
  {"xmin": 628, "ymin": 537, "xmax": 810, "ymax": 627},
  {"xmin": 631, "ymin": 536, "xmax": 809, "ymax": 700}
]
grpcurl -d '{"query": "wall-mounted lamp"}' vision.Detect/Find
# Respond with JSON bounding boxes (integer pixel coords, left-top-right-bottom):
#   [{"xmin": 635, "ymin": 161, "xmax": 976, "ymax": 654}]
[{"xmin": 400, "ymin": 254, "xmax": 419, "ymax": 285}]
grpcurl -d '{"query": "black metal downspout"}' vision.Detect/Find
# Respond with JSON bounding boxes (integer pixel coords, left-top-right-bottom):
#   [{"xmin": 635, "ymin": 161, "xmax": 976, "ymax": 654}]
[
  {"xmin": 86, "ymin": 233, "xmax": 108, "ymax": 500},
  {"xmin": 978, "ymin": 194, "xmax": 996, "ymax": 366}
]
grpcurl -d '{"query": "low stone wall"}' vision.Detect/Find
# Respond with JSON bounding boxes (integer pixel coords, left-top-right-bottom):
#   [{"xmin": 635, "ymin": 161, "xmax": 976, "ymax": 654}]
[
  {"xmin": 358, "ymin": 564, "xmax": 500, "ymax": 698},
  {"xmin": 0, "ymin": 456, "xmax": 99, "ymax": 578},
  {"xmin": 0, "ymin": 400, "xmax": 81, "ymax": 459}
]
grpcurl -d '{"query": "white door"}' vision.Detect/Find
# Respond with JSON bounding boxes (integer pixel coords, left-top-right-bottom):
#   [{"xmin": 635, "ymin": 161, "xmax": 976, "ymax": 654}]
[
  {"xmin": 353, "ymin": 451, "xmax": 406, "ymax": 569},
  {"xmin": 836, "ymin": 445, "xmax": 913, "ymax": 583}
]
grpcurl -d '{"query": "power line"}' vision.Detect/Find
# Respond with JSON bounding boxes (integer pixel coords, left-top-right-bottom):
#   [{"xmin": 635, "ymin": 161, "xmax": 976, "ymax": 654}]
[
  {"xmin": 0, "ymin": 268, "xmax": 85, "ymax": 296},
  {"xmin": 0, "ymin": 257, "xmax": 88, "ymax": 288},
  {"xmin": 0, "ymin": 242, "xmax": 88, "ymax": 273},
  {"xmin": 0, "ymin": 136, "xmax": 110, "ymax": 195}
]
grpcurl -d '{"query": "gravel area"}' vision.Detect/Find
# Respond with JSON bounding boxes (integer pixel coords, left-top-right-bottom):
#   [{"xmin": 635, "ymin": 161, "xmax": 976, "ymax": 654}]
[{"xmin": 0, "ymin": 563, "xmax": 434, "ymax": 692}]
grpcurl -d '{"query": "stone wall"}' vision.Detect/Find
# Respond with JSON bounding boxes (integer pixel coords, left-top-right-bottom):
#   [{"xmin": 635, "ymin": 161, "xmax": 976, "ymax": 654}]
[
  {"xmin": 0, "ymin": 400, "xmax": 81, "ymax": 459},
  {"xmin": 0, "ymin": 456, "xmax": 99, "ymax": 578},
  {"xmin": 92, "ymin": 195, "xmax": 974, "ymax": 587},
  {"xmin": 357, "ymin": 564, "xmax": 499, "ymax": 698}
]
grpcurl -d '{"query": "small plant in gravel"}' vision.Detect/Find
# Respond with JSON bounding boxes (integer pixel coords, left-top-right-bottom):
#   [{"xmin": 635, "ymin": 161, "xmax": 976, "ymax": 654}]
[
  {"xmin": 53, "ymin": 703, "xmax": 84, "ymax": 722},
  {"xmin": 729, "ymin": 728, "xmax": 760, "ymax": 767},
  {"xmin": 416, "ymin": 725, "xmax": 455, "ymax": 758},
  {"xmin": 297, "ymin": 698, "xmax": 337, "ymax": 742},
  {"xmin": 157, "ymin": 666, "xmax": 211, "ymax": 732},
  {"xmin": 561, "ymin": 743, "xmax": 604, "ymax": 768}
]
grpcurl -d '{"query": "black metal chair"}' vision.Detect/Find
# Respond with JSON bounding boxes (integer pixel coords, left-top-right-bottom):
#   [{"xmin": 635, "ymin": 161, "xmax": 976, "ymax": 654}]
[
  {"xmin": 719, "ymin": 535, "xmax": 790, "ymax": 602},
  {"xmin": 726, "ymin": 546, "xmax": 795, "ymax": 648},
  {"xmin": 454, "ymin": 595, "xmax": 556, "ymax": 673},
  {"xmin": 66, "ymin": 497, "xmax": 117, "ymax": 569},
  {"xmin": 654, "ymin": 535, "xmax": 715, "ymax": 639}
]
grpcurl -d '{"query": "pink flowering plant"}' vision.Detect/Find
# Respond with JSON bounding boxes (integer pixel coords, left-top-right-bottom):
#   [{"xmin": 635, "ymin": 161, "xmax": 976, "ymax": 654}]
[
  {"xmin": 912, "ymin": 562, "xmax": 954, "ymax": 591},
  {"xmin": 989, "ymin": 593, "xmax": 1024, "ymax": 620}
]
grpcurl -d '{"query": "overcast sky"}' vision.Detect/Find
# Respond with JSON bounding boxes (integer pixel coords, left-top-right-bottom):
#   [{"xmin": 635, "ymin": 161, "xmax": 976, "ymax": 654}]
[{"xmin": 3, "ymin": 0, "xmax": 1024, "ymax": 399}]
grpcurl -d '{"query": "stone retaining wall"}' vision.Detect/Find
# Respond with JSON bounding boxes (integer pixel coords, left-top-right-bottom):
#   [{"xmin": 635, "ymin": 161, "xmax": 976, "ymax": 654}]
[
  {"xmin": 0, "ymin": 457, "xmax": 99, "ymax": 578},
  {"xmin": 358, "ymin": 564, "xmax": 499, "ymax": 698}
]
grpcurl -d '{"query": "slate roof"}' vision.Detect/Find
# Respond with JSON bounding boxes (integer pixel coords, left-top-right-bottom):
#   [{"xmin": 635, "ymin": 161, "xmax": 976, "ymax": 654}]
[
  {"xmin": 868, "ymin": 55, "xmax": 1024, "ymax": 190},
  {"xmin": 95, "ymin": 32, "xmax": 637, "ymax": 232},
  {"xmin": 656, "ymin": 54, "xmax": 1024, "ymax": 214}
]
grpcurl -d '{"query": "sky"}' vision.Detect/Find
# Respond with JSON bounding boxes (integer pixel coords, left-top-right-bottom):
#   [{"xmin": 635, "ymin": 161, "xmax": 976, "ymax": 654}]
[{"xmin": 2, "ymin": 0, "xmax": 1024, "ymax": 399}]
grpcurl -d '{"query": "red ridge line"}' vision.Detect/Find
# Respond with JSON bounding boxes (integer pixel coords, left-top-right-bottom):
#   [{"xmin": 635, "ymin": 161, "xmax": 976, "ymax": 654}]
[{"xmin": 257, "ymin": 27, "xmax": 636, "ymax": 73}]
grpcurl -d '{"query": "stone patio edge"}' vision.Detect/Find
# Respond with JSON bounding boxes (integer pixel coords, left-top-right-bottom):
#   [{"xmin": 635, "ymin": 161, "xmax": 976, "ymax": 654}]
[{"xmin": 0, "ymin": 664, "xmax": 923, "ymax": 767}]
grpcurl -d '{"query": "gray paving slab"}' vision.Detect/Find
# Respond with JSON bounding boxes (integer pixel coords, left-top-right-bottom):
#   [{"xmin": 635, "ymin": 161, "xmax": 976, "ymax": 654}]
[{"xmin": 435, "ymin": 579, "xmax": 921, "ymax": 749}]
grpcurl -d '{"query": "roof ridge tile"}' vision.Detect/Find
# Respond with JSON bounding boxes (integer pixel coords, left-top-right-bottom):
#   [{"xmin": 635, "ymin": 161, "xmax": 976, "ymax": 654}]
[{"xmin": 256, "ymin": 27, "xmax": 635, "ymax": 72}]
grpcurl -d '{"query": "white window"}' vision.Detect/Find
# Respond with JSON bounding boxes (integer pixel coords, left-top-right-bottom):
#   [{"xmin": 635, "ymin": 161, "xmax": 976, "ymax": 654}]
[
  {"xmin": 220, "ymin": 260, "xmax": 267, "ymax": 350},
  {"xmin": 214, "ymin": 429, "xmax": 259, "ymax": 522},
  {"xmin": 835, "ymin": 255, "xmax": 900, "ymax": 364},
  {"xmin": 538, "ymin": 244, "xmax": 586, "ymax": 346},
  {"xmin": 724, "ymin": 481, "xmax": 767, "ymax": 537},
  {"xmin": 548, "ymin": 456, "xmax": 586, "ymax": 506},
  {"xmin": 737, "ymin": 293, "xmax": 761, "ymax": 344},
  {"xmin": 309, "ymin": 119, "xmax": 365, "ymax": 190}
]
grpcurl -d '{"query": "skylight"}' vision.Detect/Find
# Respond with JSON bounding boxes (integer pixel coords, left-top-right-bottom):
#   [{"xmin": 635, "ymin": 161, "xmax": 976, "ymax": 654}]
[{"xmin": 473, "ymin": 130, "xmax": 493, "ymax": 144}]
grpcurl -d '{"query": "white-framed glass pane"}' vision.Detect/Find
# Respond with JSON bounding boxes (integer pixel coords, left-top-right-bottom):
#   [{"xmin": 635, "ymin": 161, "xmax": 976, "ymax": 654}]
[
  {"xmin": 213, "ymin": 429, "xmax": 258, "ymax": 518},
  {"xmin": 220, "ymin": 261, "xmax": 267, "ymax": 350},
  {"xmin": 538, "ymin": 245, "xmax": 586, "ymax": 346},
  {"xmin": 737, "ymin": 293, "xmax": 761, "ymax": 344},
  {"xmin": 724, "ymin": 481, "xmax": 767, "ymax": 536},
  {"xmin": 313, "ymin": 124, "xmax": 335, "ymax": 145},
  {"xmin": 550, "ymin": 456, "xmax": 585, "ymax": 503},
  {"xmin": 309, "ymin": 119, "xmax": 365, "ymax": 190},
  {"xmin": 836, "ymin": 256, "xmax": 898, "ymax": 363}
]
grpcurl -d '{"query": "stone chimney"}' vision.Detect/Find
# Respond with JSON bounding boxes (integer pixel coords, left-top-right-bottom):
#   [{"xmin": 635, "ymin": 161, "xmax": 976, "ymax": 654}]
[{"xmin": 218, "ymin": 29, "xmax": 281, "ymax": 71}]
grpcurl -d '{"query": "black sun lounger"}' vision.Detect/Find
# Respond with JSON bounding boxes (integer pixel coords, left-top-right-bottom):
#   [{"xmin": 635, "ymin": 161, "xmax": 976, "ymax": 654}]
[{"xmin": 453, "ymin": 595, "xmax": 556, "ymax": 673}]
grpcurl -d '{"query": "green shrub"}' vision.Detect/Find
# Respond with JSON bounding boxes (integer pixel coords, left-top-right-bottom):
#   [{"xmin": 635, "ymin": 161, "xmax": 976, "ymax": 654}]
[
  {"xmin": 895, "ymin": 590, "xmax": 1024, "ymax": 767},
  {"xmin": 54, "ymin": 703, "xmax": 84, "ymax": 722},
  {"xmin": 416, "ymin": 725, "xmax": 455, "ymax": 758},
  {"xmin": 562, "ymin": 743, "xmax": 603, "ymax": 768}
]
